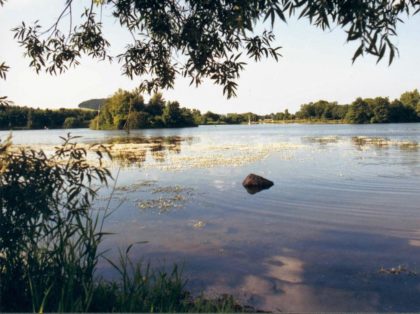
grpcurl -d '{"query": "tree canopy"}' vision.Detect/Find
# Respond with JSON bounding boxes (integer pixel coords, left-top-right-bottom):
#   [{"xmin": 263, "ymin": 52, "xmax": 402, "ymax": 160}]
[
  {"xmin": 0, "ymin": 104, "xmax": 96, "ymax": 130},
  {"xmin": 289, "ymin": 91, "xmax": 420, "ymax": 124},
  {"xmin": 78, "ymin": 98, "xmax": 107, "ymax": 110},
  {"xmin": 1, "ymin": 88, "xmax": 419, "ymax": 129},
  {"xmin": 1, "ymin": 0, "xmax": 420, "ymax": 105},
  {"xmin": 92, "ymin": 89, "xmax": 197, "ymax": 129}
]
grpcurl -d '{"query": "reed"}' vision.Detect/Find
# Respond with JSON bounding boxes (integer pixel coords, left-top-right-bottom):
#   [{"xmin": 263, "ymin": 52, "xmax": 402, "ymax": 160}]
[{"xmin": 0, "ymin": 134, "xmax": 246, "ymax": 313}]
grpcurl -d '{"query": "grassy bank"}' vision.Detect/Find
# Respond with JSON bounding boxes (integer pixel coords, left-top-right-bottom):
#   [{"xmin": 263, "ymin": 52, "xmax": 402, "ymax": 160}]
[
  {"xmin": 0, "ymin": 135, "xmax": 248, "ymax": 313},
  {"xmin": 260, "ymin": 119, "xmax": 346, "ymax": 124},
  {"xmin": 200, "ymin": 119, "xmax": 346, "ymax": 126}
]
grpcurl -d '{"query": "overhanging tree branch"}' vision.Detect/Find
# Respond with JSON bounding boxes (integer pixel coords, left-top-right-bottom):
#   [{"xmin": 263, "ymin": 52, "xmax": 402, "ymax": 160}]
[{"xmin": 4, "ymin": 0, "xmax": 420, "ymax": 99}]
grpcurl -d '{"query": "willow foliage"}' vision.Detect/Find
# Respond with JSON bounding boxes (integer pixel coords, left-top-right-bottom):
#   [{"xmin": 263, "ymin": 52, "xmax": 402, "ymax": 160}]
[{"xmin": 1, "ymin": 0, "xmax": 419, "ymax": 102}]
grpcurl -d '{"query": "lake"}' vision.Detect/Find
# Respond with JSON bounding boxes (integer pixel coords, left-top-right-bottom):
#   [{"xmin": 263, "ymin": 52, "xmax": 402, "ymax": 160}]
[{"xmin": 2, "ymin": 123, "xmax": 420, "ymax": 312}]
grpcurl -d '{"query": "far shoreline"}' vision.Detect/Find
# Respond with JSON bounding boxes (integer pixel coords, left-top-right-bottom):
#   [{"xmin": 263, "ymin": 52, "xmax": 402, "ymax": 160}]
[{"xmin": 3, "ymin": 119, "xmax": 420, "ymax": 132}]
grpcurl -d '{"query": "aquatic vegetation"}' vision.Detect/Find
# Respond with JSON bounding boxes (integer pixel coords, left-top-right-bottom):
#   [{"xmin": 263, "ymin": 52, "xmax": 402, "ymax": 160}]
[
  {"xmin": 14, "ymin": 139, "xmax": 302, "ymax": 171},
  {"xmin": 108, "ymin": 141, "xmax": 300, "ymax": 170},
  {"xmin": 378, "ymin": 265, "xmax": 417, "ymax": 276},
  {"xmin": 152, "ymin": 185, "xmax": 194, "ymax": 194},
  {"xmin": 105, "ymin": 135, "xmax": 194, "ymax": 146},
  {"xmin": 114, "ymin": 180, "xmax": 196, "ymax": 213},
  {"xmin": 14, "ymin": 135, "xmax": 193, "ymax": 168},
  {"xmin": 116, "ymin": 180, "xmax": 158, "ymax": 193},
  {"xmin": 137, "ymin": 185, "xmax": 194, "ymax": 213},
  {"xmin": 138, "ymin": 194, "xmax": 186, "ymax": 212},
  {"xmin": 302, "ymin": 135, "xmax": 420, "ymax": 152},
  {"xmin": 105, "ymin": 136, "xmax": 194, "ymax": 166},
  {"xmin": 352, "ymin": 136, "xmax": 419, "ymax": 150},
  {"xmin": 192, "ymin": 220, "xmax": 206, "ymax": 229},
  {"xmin": 352, "ymin": 136, "xmax": 393, "ymax": 147},
  {"xmin": 0, "ymin": 135, "xmax": 246, "ymax": 313},
  {"xmin": 143, "ymin": 142, "xmax": 302, "ymax": 171},
  {"xmin": 303, "ymin": 136, "xmax": 341, "ymax": 144},
  {"xmin": 112, "ymin": 148, "xmax": 147, "ymax": 166}
]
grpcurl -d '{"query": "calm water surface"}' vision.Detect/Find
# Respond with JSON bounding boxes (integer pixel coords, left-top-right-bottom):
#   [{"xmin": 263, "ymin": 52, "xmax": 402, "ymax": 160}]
[{"xmin": 2, "ymin": 124, "xmax": 420, "ymax": 312}]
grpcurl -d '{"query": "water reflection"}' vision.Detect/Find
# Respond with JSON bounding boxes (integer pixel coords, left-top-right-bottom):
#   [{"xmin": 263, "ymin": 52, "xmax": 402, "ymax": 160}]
[
  {"xmin": 104, "ymin": 135, "xmax": 195, "ymax": 146},
  {"xmin": 301, "ymin": 135, "xmax": 419, "ymax": 152},
  {"xmin": 302, "ymin": 136, "xmax": 340, "ymax": 145},
  {"xmin": 243, "ymin": 185, "xmax": 273, "ymax": 195},
  {"xmin": 112, "ymin": 150, "xmax": 147, "ymax": 166},
  {"xmin": 4, "ymin": 124, "xmax": 420, "ymax": 311},
  {"xmin": 103, "ymin": 136, "xmax": 194, "ymax": 167},
  {"xmin": 118, "ymin": 227, "xmax": 420, "ymax": 312},
  {"xmin": 351, "ymin": 136, "xmax": 419, "ymax": 151}
]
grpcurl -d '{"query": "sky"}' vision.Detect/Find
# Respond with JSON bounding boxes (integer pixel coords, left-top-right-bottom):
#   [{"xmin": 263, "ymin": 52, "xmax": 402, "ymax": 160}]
[{"xmin": 1, "ymin": 1, "xmax": 420, "ymax": 114}]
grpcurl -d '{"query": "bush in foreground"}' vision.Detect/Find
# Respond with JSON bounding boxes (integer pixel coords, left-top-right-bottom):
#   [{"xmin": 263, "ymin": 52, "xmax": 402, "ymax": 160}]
[{"xmin": 0, "ymin": 134, "xmax": 246, "ymax": 312}]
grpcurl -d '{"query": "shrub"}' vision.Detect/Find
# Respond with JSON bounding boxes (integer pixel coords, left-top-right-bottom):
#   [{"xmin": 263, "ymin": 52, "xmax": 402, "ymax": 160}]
[
  {"xmin": 63, "ymin": 116, "xmax": 83, "ymax": 128},
  {"xmin": 0, "ymin": 134, "xmax": 245, "ymax": 313},
  {"xmin": 0, "ymin": 134, "xmax": 111, "ymax": 312}
]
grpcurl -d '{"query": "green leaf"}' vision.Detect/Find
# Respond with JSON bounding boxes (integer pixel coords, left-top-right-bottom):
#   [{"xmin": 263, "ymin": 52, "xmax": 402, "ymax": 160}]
[{"xmin": 352, "ymin": 44, "xmax": 364, "ymax": 64}]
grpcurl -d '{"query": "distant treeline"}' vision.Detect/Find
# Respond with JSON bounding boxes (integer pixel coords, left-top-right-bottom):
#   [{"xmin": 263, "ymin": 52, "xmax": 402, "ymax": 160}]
[
  {"xmin": 1, "ymin": 89, "xmax": 419, "ymax": 130},
  {"xmin": 78, "ymin": 98, "xmax": 106, "ymax": 110},
  {"xmin": 194, "ymin": 111, "xmax": 259, "ymax": 125},
  {"xmin": 294, "ymin": 89, "xmax": 420, "ymax": 123},
  {"xmin": 0, "ymin": 105, "xmax": 96, "ymax": 130},
  {"xmin": 91, "ymin": 89, "xmax": 197, "ymax": 129},
  {"xmin": 199, "ymin": 89, "xmax": 420, "ymax": 124}
]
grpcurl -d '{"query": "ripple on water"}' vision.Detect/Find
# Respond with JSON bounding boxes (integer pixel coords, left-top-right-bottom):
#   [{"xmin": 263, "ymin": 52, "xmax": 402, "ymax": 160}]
[{"xmin": 4, "ymin": 125, "xmax": 420, "ymax": 312}]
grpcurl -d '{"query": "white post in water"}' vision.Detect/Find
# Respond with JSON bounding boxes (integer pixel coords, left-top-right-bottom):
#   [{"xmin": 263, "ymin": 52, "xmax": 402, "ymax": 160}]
[
  {"xmin": 125, "ymin": 100, "xmax": 133, "ymax": 135},
  {"xmin": 96, "ymin": 104, "xmax": 101, "ymax": 130}
]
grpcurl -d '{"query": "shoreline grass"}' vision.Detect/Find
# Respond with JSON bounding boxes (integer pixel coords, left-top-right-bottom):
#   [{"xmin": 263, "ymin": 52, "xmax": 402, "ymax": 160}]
[{"xmin": 0, "ymin": 134, "xmax": 249, "ymax": 313}]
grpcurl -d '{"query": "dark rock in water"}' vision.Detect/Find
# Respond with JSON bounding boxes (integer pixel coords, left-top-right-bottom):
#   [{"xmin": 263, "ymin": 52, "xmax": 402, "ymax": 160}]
[
  {"xmin": 243, "ymin": 186, "xmax": 265, "ymax": 195},
  {"xmin": 242, "ymin": 174, "xmax": 273, "ymax": 194},
  {"xmin": 242, "ymin": 173, "xmax": 274, "ymax": 188}
]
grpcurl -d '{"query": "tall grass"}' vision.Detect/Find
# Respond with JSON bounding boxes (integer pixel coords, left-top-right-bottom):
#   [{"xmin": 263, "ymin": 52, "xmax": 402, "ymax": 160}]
[
  {"xmin": 0, "ymin": 134, "xmax": 111, "ymax": 312},
  {"xmin": 90, "ymin": 249, "xmax": 246, "ymax": 312},
  {"xmin": 0, "ymin": 134, "xmax": 247, "ymax": 313}
]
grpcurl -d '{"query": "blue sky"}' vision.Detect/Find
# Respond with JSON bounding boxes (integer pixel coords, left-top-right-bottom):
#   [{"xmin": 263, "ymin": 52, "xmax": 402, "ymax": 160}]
[{"xmin": 1, "ymin": 1, "xmax": 419, "ymax": 114}]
